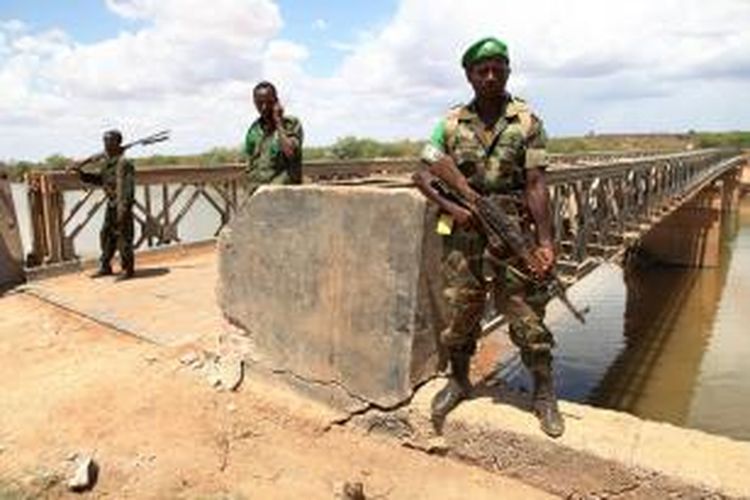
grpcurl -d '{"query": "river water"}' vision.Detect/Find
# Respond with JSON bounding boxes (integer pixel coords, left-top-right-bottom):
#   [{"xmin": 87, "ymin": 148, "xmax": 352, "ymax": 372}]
[
  {"xmin": 8, "ymin": 183, "xmax": 750, "ymax": 441},
  {"xmin": 505, "ymin": 199, "xmax": 750, "ymax": 441}
]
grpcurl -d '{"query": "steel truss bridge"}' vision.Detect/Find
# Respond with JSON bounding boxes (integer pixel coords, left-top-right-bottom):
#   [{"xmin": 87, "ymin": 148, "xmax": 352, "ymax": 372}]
[{"xmin": 23, "ymin": 148, "xmax": 747, "ymax": 283}]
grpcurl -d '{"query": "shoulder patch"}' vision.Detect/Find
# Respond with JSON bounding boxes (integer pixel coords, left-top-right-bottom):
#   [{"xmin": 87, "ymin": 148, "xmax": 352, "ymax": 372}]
[
  {"xmin": 506, "ymin": 96, "xmax": 537, "ymax": 139},
  {"xmin": 443, "ymin": 105, "xmax": 467, "ymax": 150},
  {"xmin": 445, "ymin": 106, "xmax": 463, "ymax": 120},
  {"xmin": 505, "ymin": 97, "xmax": 530, "ymax": 117}
]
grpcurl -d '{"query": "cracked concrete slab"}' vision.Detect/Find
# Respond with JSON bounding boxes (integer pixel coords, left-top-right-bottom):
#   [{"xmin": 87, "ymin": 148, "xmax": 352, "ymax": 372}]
[{"xmin": 218, "ymin": 185, "xmax": 446, "ymax": 410}]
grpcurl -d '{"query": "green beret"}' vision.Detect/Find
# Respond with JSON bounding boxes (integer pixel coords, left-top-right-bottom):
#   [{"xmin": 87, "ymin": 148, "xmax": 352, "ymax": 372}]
[{"xmin": 461, "ymin": 37, "xmax": 509, "ymax": 68}]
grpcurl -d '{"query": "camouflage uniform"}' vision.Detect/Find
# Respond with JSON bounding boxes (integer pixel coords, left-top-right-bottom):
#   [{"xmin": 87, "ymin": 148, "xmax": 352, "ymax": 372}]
[
  {"xmin": 80, "ymin": 154, "xmax": 135, "ymax": 274},
  {"xmin": 423, "ymin": 95, "xmax": 553, "ymax": 367},
  {"xmin": 244, "ymin": 115, "xmax": 304, "ymax": 191}
]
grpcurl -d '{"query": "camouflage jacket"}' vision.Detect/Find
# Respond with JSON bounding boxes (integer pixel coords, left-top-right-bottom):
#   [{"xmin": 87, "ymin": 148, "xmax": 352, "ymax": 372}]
[
  {"xmin": 423, "ymin": 94, "xmax": 548, "ymax": 195},
  {"xmin": 80, "ymin": 154, "xmax": 135, "ymax": 210},
  {"xmin": 244, "ymin": 115, "xmax": 304, "ymax": 185}
]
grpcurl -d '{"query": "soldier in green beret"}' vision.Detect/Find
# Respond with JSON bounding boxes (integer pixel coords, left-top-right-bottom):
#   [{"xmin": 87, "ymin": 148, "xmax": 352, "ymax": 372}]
[
  {"xmin": 244, "ymin": 81, "xmax": 304, "ymax": 194},
  {"xmin": 413, "ymin": 37, "xmax": 564, "ymax": 437}
]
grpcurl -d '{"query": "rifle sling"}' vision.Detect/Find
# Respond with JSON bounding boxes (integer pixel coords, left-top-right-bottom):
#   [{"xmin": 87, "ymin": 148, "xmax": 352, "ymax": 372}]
[{"xmin": 467, "ymin": 117, "xmax": 508, "ymax": 178}]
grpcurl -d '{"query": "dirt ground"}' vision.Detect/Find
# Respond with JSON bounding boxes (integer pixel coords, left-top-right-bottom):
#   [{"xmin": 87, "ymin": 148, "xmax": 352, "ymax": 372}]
[{"xmin": 0, "ymin": 292, "xmax": 552, "ymax": 499}]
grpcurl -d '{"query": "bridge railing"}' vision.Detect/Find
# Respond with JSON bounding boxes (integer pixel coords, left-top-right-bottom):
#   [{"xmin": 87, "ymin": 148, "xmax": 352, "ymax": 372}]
[
  {"xmin": 546, "ymin": 148, "xmax": 743, "ymax": 276},
  {"xmin": 25, "ymin": 166, "xmax": 244, "ymax": 266},
  {"xmin": 22, "ymin": 149, "xmax": 742, "ymax": 269},
  {"xmin": 23, "ymin": 158, "xmax": 424, "ymax": 266}
]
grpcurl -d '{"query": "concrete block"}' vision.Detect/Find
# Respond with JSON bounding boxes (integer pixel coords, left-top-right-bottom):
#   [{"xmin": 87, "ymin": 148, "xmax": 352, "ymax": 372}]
[
  {"xmin": 217, "ymin": 185, "xmax": 445, "ymax": 409},
  {"xmin": 1, "ymin": 177, "xmax": 24, "ymax": 289}
]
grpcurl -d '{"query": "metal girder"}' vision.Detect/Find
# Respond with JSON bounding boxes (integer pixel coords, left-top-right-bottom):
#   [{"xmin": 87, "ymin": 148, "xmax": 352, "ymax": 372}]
[{"xmin": 22, "ymin": 148, "xmax": 744, "ymax": 268}]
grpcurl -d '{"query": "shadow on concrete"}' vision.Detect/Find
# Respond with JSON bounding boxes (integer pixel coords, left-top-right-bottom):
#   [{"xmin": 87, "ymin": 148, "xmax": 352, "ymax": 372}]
[
  {"xmin": 164, "ymin": 263, "xmax": 199, "ymax": 270},
  {"xmin": 474, "ymin": 372, "xmax": 534, "ymax": 413},
  {"xmin": 129, "ymin": 267, "xmax": 171, "ymax": 280}
]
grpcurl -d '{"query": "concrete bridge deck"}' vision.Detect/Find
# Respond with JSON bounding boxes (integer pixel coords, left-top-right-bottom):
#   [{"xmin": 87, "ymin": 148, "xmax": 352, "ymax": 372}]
[
  {"xmin": 19, "ymin": 242, "xmax": 225, "ymax": 349},
  {"xmin": 4, "ymin": 242, "xmax": 750, "ymax": 499}
]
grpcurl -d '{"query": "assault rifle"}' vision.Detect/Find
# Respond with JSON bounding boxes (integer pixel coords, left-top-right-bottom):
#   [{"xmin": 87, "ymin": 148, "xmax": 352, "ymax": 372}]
[
  {"xmin": 420, "ymin": 145, "xmax": 588, "ymax": 324},
  {"xmin": 68, "ymin": 130, "xmax": 170, "ymax": 172}
]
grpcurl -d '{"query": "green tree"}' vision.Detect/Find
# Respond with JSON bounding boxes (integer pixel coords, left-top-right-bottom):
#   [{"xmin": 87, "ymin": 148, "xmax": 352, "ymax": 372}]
[
  {"xmin": 201, "ymin": 146, "xmax": 242, "ymax": 166},
  {"xmin": 43, "ymin": 154, "xmax": 70, "ymax": 170}
]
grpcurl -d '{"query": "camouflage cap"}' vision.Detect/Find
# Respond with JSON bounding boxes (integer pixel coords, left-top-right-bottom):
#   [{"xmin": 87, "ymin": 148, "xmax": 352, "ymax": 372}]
[{"xmin": 461, "ymin": 37, "xmax": 509, "ymax": 68}]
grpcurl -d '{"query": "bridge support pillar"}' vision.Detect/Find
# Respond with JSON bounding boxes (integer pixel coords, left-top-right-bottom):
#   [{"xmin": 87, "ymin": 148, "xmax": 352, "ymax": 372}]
[
  {"xmin": 640, "ymin": 169, "xmax": 741, "ymax": 267},
  {"xmin": 740, "ymin": 152, "xmax": 750, "ymax": 202},
  {"xmin": 1, "ymin": 176, "xmax": 25, "ymax": 290},
  {"xmin": 217, "ymin": 185, "xmax": 446, "ymax": 410}
]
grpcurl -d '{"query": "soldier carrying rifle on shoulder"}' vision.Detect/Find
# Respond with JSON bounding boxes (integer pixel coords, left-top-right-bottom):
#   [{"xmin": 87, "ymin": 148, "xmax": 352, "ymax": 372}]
[{"xmin": 70, "ymin": 129, "xmax": 168, "ymax": 280}]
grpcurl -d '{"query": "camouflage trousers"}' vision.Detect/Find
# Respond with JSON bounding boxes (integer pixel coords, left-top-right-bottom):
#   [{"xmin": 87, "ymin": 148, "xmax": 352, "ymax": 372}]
[
  {"xmin": 100, "ymin": 202, "xmax": 134, "ymax": 273},
  {"xmin": 440, "ymin": 226, "xmax": 553, "ymax": 364}
]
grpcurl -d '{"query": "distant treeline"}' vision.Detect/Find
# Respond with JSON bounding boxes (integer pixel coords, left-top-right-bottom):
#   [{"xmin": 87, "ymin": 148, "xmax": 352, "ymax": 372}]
[
  {"xmin": 2, "ymin": 131, "xmax": 749, "ymax": 182},
  {"xmin": 549, "ymin": 131, "xmax": 750, "ymax": 154}
]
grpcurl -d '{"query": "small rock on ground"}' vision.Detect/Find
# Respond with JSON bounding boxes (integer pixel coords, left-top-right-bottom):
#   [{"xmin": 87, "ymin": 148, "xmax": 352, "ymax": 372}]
[
  {"xmin": 335, "ymin": 480, "xmax": 366, "ymax": 499},
  {"xmin": 67, "ymin": 455, "xmax": 97, "ymax": 492},
  {"xmin": 179, "ymin": 351, "xmax": 202, "ymax": 367}
]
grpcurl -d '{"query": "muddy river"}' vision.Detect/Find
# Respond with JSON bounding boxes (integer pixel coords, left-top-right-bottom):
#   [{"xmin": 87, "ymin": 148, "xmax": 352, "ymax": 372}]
[{"xmin": 502, "ymin": 199, "xmax": 750, "ymax": 441}]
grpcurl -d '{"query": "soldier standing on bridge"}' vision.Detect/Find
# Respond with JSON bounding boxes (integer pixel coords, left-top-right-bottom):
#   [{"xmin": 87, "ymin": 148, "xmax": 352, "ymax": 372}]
[
  {"xmin": 244, "ymin": 81, "xmax": 304, "ymax": 193},
  {"xmin": 413, "ymin": 37, "xmax": 564, "ymax": 437},
  {"xmin": 73, "ymin": 130, "xmax": 136, "ymax": 280}
]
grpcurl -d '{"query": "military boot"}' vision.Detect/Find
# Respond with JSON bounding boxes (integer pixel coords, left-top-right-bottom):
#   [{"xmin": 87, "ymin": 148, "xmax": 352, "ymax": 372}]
[
  {"xmin": 117, "ymin": 257, "xmax": 135, "ymax": 281},
  {"xmin": 529, "ymin": 358, "xmax": 565, "ymax": 438},
  {"xmin": 90, "ymin": 266, "xmax": 113, "ymax": 279},
  {"xmin": 431, "ymin": 347, "xmax": 472, "ymax": 426},
  {"xmin": 115, "ymin": 268, "xmax": 135, "ymax": 281}
]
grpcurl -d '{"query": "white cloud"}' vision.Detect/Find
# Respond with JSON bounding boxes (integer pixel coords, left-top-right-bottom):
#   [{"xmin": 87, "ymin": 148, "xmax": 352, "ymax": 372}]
[
  {"xmin": 293, "ymin": 0, "xmax": 750, "ymax": 142},
  {"xmin": 0, "ymin": 19, "xmax": 26, "ymax": 34},
  {"xmin": 53, "ymin": 0, "xmax": 282, "ymax": 99},
  {"xmin": 312, "ymin": 18, "xmax": 327, "ymax": 31},
  {"xmin": 1, "ymin": 0, "xmax": 749, "ymax": 161},
  {"xmin": 0, "ymin": 0, "xmax": 287, "ymax": 160}
]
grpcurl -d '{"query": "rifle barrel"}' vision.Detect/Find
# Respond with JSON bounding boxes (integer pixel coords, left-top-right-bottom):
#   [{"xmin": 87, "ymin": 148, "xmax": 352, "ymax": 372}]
[
  {"xmin": 123, "ymin": 130, "xmax": 170, "ymax": 149},
  {"xmin": 70, "ymin": 130, "xmax": 170, "ymax": 171}
]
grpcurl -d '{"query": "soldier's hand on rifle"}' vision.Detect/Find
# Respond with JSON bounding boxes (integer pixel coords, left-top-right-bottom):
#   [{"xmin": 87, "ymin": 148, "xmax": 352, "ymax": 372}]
[
  {"xmin": 532, "ymin": 242, "xmax": 556, "ymax": 278},
  {"xmin": 452, "ymin": 206, "xmax": 474, "ymax": 228}
]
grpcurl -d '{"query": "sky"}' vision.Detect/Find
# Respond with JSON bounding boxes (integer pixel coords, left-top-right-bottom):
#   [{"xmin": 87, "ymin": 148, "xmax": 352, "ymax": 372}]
[{"xmin": 1, "ymin": 0, "xmax": 749, "ymax": 161}]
